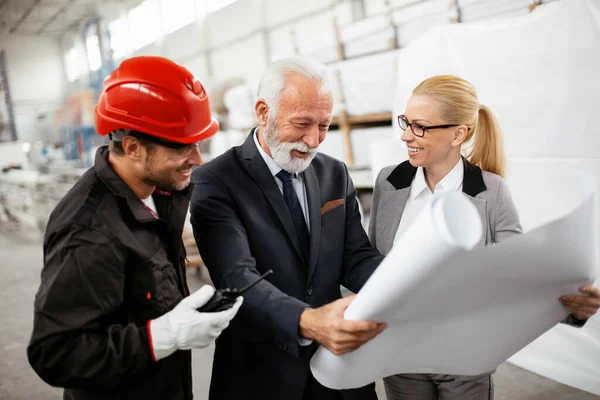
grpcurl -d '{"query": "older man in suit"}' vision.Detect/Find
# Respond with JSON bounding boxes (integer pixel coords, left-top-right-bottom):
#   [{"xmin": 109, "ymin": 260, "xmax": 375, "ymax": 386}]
[{"xmin": 190, "ymin": 57, "xmax": 386, "ymax": 399}]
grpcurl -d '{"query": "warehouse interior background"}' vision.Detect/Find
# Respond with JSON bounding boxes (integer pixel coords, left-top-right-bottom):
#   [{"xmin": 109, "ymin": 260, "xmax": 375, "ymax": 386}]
[{"xmin": 1, "ymin": 0, "xmax": 600, "ymax": 398}]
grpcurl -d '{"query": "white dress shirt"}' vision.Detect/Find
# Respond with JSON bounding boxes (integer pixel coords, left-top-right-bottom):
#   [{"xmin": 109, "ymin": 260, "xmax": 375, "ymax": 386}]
[
  {"xmin": 253, "ymin": 128, "xmax": 313, "ymax": 345},
  {"xmin": 141, "ymin": 196, "xmax": 158, "ymax": 218},
  {"xmin": 393, "ymin": 158, "xmax": 464, "ymax": 245},
  {"xmin": 253, "ymin": 128, "xmax": 311, "ymax": 230}
]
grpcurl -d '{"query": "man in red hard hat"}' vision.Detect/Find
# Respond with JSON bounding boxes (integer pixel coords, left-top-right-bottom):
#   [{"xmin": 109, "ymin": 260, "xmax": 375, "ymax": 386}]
[{"xmin": 27, "ymin": 56, "xmax": 242, "ymax": 400}]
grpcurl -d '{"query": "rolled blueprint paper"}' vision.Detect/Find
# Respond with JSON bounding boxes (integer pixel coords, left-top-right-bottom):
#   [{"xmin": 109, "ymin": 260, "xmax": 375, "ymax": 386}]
[
  {"xmin": 345, "ymin": 190, "xmax": 483, "ymax": 322},
  {"xmin": 311, "ymin": 190, "xmax": 483, "ymax": 389},
  {"xmin": 311, "ymin": 171, "xmax": 597, "ymax": 389}
]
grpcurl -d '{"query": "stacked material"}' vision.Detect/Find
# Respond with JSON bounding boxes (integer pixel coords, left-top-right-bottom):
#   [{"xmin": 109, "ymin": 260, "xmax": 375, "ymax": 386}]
[
  {"xmin": 0, "ymin": 168, "xmax": 61, "ymax": 233},
  {"xmin": 328, "ymin": 50, "xmax": 400, "ymax": 117},
  {"xmin": 319, "ymin": 127, "xmax": 395, "ymax": 169},
  {"xmin": 223, "ymin": 83, "xmax": 257, "ymax": 131},
  {"xmin": 391, "ymin": 0, "xmax": 455, "ymax": 48},
  {"xmin": 341, "ymin": 14, "xmax": 396, "ymax": 59},
  {"xmin": 459, "ymin": 0, "xmax": 535, "ymax": 23}
]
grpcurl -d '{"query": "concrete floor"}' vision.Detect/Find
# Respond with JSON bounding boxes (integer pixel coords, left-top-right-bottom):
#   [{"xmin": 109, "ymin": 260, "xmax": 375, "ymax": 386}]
[{"xmin": 0, "ymin": 228, "xmax": 598, "ymax": 400}]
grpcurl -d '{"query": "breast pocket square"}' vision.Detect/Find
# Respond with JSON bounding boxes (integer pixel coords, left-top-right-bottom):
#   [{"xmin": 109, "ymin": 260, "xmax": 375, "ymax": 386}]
[{"xmin": 321, "ymin": 199, "xmax": 345, "ymax": 215}]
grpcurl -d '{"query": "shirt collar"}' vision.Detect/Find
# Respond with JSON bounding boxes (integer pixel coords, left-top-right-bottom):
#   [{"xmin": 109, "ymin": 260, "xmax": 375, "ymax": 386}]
[
  {"xmin": 410, "ymin": 167, "xmax": 429, "ymax": 199},
  {"xmin": 442, "ymin": 157, "xmax": 464, "ymax": 192},
  {"xmin": 253, "ymin": 127, "xmax": 298, "ymax": 179},
  {"xmin": 410, "ymin": 158, "xmax": 464, "ymax": 199}
]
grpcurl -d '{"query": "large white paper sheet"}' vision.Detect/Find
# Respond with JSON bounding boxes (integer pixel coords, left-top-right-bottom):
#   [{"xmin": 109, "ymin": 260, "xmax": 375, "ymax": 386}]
[
  {"xmin": 310, "ymin": 170, "xmax": 598, "ymax": 390},
  {"xmin": 506, "ymin": 161, "xmax": 600, "ymax": 395}
]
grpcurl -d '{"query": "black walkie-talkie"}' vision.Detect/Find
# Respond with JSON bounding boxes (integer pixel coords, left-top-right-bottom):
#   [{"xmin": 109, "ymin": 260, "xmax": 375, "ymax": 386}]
[{"xmin": 197, "ymin": 269, "xmax": 273, "ymax": 313}]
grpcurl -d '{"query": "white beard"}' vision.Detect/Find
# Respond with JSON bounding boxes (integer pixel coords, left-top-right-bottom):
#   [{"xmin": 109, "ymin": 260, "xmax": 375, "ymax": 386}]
[{"xmin": 263, "ymin": 122, "xmax": 318, "ymax": 174}]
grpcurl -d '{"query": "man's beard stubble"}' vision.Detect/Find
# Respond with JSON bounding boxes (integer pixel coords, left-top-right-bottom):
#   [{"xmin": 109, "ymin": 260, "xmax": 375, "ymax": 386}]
[
  {"xmin": 141, "ymin": 155, "xmax": 191, "ymax": 192},
  {"xmin": 142, "ymin": 171, "xmax": 188, "ymax": 192}
]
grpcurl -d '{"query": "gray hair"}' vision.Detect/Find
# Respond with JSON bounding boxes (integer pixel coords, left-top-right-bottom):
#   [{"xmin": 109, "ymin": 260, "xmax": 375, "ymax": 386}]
[{"xmin": 257, "ymin": 56, "xmax": 332, "ymax": 120}]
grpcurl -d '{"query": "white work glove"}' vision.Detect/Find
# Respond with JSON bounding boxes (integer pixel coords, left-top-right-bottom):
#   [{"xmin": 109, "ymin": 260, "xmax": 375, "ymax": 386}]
[{"xmin": 149, "ymin": 285, "xmax": 243, "ymax": 361}]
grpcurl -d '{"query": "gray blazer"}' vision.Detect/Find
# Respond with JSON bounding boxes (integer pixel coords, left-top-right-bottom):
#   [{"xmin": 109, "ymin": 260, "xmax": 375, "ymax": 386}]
[
  {"xmin": 368, "ymin": 158, "xmax": 584, "ymax": 329},
  {"xmin": 369, "ymin": 159, "xmax": 522, "ymax": 254}
]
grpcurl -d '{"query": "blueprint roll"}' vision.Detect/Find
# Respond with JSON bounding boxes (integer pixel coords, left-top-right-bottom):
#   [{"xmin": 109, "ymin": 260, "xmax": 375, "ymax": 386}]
[
  {"xmin": 311, "ymin": 190, "xmax": 483, "ymax": 389},
  {"xmin": 311, "ymin": 166, "xmax": 598, "ymax": 391},
  {"xmin": 346, "ymin": 190, "xmax": 482, "ymax": 322}
]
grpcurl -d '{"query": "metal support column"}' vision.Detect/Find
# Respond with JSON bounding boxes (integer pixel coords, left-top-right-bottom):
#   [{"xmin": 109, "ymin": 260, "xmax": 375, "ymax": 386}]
[{"xmin": 0, "ymin": 50, "xmax": 17, "ymax": 142}]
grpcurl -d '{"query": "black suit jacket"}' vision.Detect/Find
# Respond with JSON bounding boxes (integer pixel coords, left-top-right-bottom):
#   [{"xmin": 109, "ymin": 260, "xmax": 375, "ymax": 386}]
[{"xmin": 190, "ymin": 131, "xmax": 384, "ymax": 400}]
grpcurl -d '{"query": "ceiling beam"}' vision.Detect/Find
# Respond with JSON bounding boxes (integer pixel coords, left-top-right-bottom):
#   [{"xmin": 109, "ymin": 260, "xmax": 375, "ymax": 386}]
[
  {"xmin": 8, "ymin": 0, "xmax": 42, "ymax": 34},
  {"xmin": 36, "ymin": 0, "xmax": 76, "ymax": 34}
]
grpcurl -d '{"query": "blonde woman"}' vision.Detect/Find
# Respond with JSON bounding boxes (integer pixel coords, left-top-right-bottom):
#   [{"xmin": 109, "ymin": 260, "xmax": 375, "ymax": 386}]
[{"xmin": 368, "ymin": 75, "xmax": 600, "ymax": 400}]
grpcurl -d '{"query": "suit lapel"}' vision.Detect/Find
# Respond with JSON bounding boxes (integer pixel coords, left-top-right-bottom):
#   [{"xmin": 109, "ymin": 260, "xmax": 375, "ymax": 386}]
[
  {"xmin": 241, "ymin": 131, "xmax": 306, "ymax": 264},
  {"xmin": 461, "ymin": 160, "xmax": 488, "ymax": 245},
  {"xmin": 381, "ymin": 161, "xmax": 417, "ymax": 254},
  {"xmin": 462, "ymin": 158, "xmax": 487, "ymax": 197},
  {"xmin": 379, "ymin": 188, "xmax": 411, "ymax": 254},
  {"xmin": 303, "ymin": 165, "xmax": 321, "ymax": 283}
]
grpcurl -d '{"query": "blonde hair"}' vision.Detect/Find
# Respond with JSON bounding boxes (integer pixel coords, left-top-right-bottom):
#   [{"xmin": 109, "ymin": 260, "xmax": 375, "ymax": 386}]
[{"xmin": 412, "ymin": 75, "xmax": 506, "ymax": 178}]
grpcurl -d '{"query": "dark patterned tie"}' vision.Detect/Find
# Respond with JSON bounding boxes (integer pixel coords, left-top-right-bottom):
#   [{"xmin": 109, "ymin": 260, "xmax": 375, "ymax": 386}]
[{"xmin": 276, "ymin": 170, "xmax": 310, "ymax": 261}]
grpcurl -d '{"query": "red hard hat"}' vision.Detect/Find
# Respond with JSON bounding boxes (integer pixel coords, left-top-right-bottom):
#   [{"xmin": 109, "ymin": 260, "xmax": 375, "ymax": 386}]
[{"xmin": 95, "ymin": 56, "xmax": 219, "ymax": 144}]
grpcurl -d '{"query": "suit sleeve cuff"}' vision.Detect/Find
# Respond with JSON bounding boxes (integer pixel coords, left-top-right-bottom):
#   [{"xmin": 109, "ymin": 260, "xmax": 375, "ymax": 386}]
[
  {"xmin": 298, "ymin": 336, "xmax": 313, "ymax": 346},
  {"xmin": 564, "ymin": 314, "xmax": 588, "ymax": 328}
]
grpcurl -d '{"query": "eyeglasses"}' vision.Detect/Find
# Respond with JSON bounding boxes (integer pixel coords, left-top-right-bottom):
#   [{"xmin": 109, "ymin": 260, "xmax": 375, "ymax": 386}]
[{"xmin": 397, "ymin": 114, "xmax": 460, "ymax": 138}]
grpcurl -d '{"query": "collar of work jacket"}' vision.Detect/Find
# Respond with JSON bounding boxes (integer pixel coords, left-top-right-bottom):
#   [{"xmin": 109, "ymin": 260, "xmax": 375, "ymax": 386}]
[{"xmin": 93, "ymin": 145, "xmax": 192, "ymax": 225}]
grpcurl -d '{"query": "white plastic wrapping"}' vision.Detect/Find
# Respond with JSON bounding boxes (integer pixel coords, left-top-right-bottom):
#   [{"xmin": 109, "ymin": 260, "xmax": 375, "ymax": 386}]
[
  {"xmin": 318, "ymin": 127, "xmax": 395, "ymax": 168},
  {"xmin": 329, "ymin": 50, "xmax": 401, "ymax": 117},
  {"xmin": 223, "ymin": 84, "xmax": 257, "ymax": 130}
]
